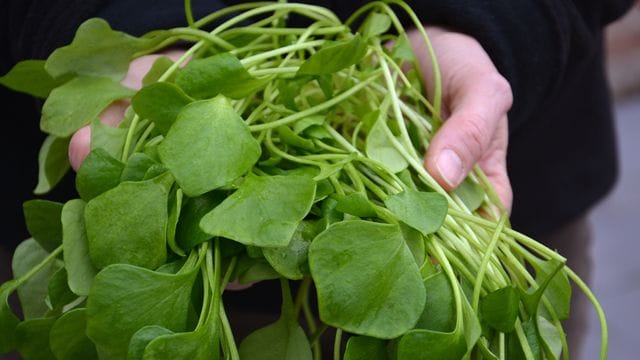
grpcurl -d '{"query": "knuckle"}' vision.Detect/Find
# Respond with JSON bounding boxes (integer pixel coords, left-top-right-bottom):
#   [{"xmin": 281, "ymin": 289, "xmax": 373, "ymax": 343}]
[
  {"xmin": 484, "ymin": 72, "xmax": 513, "ymax": 111},
  {"xmin": 458, "ymin": 115, "xmax": 491, "ymax": 159}
]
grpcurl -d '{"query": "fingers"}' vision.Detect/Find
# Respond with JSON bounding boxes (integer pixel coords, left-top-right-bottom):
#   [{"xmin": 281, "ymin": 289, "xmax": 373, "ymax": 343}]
[
  {"xmin": 425, "ymin": 71, "xmax": 511, "ymax": 182},
  {"xmin": 476, "ymin": 115, "xmax": 513, "ymax": 212},
  {"xmin": 69, "ymin": 126, "xmax": 92, "ymax": 171},
  {"xmin": 407, "ymin": 27, "xmax": 514, "ymax": 211},
  {"xmin": 424, "ymin": 71, "xmax": 514, "ymax": 211},
  {"xmin": 69, "ymin": 101, "xmax": 131, "ymax": 170}
]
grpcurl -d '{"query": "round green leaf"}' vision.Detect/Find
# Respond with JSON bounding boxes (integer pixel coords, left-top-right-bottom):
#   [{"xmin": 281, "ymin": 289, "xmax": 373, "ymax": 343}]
[
  {"xmin": 22, "ymin": 199, "xmax": 64, "ymax": 252},
  {"xmin": 344, "ymin": 336, "xmax": 388, "ymax": 360},
  {"xmin": 158, "ymin": 96, "xmax": 261, "ymax": 196},
  {"xmin": 480, "ymin": 286, "xmax": 520, "ymax": 333},
  {"xmin": 49, "ymin": 309, "xmax": 98, "ymax": 360},
  {"xmin": 76, "ymin": 148, "xmax": 125, "ymax": 201},
  {"xmin": 15, "ymin": 317, "xmax": 57, "ymax": 360},
  {"xmin": 127, "ymin": 326, "xmax": 173, "ymax": 360},
  {"xmin": 84, "ymin": 177, "xmax": 169, "ymax": 270},
  {"xmin": 132, "ymin": 82, "xmax": 193, "ymax": 136},
  {"xmin": 263, "ymin": 221, "xmax": 320, "ymax": 279},
  {"xmin": 12, "ymin": 239, "xmax": 61, "ymax": 319},
  {"xmin": 365, "ymin": 113, "xmax": 408, "ymax": 174},
  {"xmin": 384, "ymin": 189, "xmax": 448, "ymax": 236},
  {"xmin": 297, "ymin": 35, "xmax": 367, "ymax": 75},
  {"xmin": 41, "ymin": 76, "xmax": 135, "ymax": 137},
  {"xmin": 309, "ymin": 220, "xmax": 425, "ymax": 338},
  {"xmin": 86, "ymin": 264, "xmax": 197, "ymax": 359},
  {"xmin": 238, "ymin": 317, "xmax": 312, "ymax": 360},
  {"xmin": 176, "ymin": 52, "xmax": 269, "ymax": 99},
  {"xmin": 200, "ymin": 174, "xmax": 316, "ymax": 248},
  {"xmin": 61, "ymin": 199, "xmax": 98, "ymax": 296}
]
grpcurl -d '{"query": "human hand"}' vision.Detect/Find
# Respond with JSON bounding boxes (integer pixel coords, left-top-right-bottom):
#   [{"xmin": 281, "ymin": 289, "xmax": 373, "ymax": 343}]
[{"xmin": 408, "ymin": 27, "xmax": 514, "ymax": 212}]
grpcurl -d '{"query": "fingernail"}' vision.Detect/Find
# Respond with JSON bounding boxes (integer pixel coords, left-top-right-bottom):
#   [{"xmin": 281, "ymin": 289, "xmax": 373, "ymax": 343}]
[{"xmin": 436, "ymin": 149, "xmax": 463, "ymax": 187}]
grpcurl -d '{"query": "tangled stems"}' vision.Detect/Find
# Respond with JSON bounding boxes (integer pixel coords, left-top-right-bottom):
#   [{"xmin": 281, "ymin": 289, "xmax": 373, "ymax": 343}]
[{"xmin": 116, "ymin": 2, "xmax": 609, "ymax": 359}]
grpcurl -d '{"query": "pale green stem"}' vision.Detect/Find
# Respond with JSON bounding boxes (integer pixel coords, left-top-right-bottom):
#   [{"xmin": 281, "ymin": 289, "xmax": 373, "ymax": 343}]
[
  {"xmin": 514, "ymin": 319, "xmax": 535, "ymax": 360},
  {"xmin": 241, "ymin": 40, "xmax": 325, "ymax": 67},
  {"xmin": 333, "ymin": 328, "xmax": 343, "ymax": 360},
  {"xmin": 12, "ymin": 245, "xmax": 62, "ymax": 289},
  {"xmin": 472, "ymin": 214, "xmax": 507, "ymax": 311},
  {"xmin": 249, "ymin": 72, "xmax": 381, "ymax": 131},
  {"xmin": 184, "ymin": 0, "xmax": 195, "ymax": 27},
  {"xmin": 565, "ymin": 267, "xmax": 608, "ymax": 360},
  {"xmin": 169, "ymin": 28, "xmax": 235, "ymax": 50},
  {"xmin": 219, "ymin": 303, "xmax": 240, "ymax": 360}
]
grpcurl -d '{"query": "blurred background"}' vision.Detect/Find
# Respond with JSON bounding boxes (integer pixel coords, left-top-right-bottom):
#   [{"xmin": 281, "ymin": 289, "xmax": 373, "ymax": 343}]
[{"xmin": 582, "ymin": 4, "xmax": 640, "ymax": 359}]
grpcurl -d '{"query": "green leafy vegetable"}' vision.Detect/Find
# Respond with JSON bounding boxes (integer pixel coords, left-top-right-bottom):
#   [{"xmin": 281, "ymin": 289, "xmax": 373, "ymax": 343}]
[
  {"xmin": 201, "ymin": 174, "xmax": 316, "ymax": 247},
  {"xmin": 23, "ymin": 200, "xmax": 64, "ymax": 252},
  {"xmin": 86, "ymin": 263, "xmax": 198, "ymax": 359},
  {"xmin": 298, "ymin": 35, "xmax": 367, "ymax": 75},
  {"xmin": 0, "ymin": 3, "xmax": 607, "ymax": 360},
  {"xmin": 384, "ymin": 189, "xmax": 448, "ymax": 236},
  {"xmin": 239, "ymin": 281, "xmax": 312, "ymax": 360},
  {"xmin": 0, "ymin": 60, "xmax": 61, "ymax": 98},
  {"xmin": 84, "ymin": 176, "xmax": 170, "ymax": 269},
  {"xmin": 15, "ymin": 317, "xmax": 57, "ymax": 360},
  {"xmin": 142, "ymin": 56, "xmax": 176, "ymax": 86},
  {"xmin": 90, "ymin": 118, "xmax": 129, "ymax": 159},
  {"xmin": 359, "ymin": 13, "xmax": 392, "ymax": 40},
  {"xmin": 45, "ymin": 18, "xmax": 160, "ymax": 80},
  {"xmin": 262, "ymin": 220, "xmax": 319, "ymax": 280},
  {"xmin": 49, "ymin": 309, "xmax": 98, "ymax": 360},
  {"xmin": 47, "ymin": 268, "xmax": 76, "ymax": 310},
  {"xmin": 343, "ymin": 336, "xmax": 388, "ymax": 360},
  {"xmin": 480, "ymin": 286, "xmax": 520, "ymax": 333},
  {"xmin": 309, "ymin": 221, "xmax": 425, "ymax": 338},
  {"xmin": 176, "ymin": 52, "xmax": 269, "ymax": 99},
  {"xmin": 132, "ymin": 82, "xmax": 193, "ymax": 135},
  {"xmin": 76, "ymin": 148, "xmax": 125, "ymax": 201},
  {"xmin": 158, "ymin": 96, "xmax": 261, "ymax": 196},
  {"xmin": 127, "ymin": 326, "xmax": 174, "ymax": 360},
  {"xmin": 175, "ymin": 192, "xmax": 223, "ymax": 250},
  {"xmin": 0, "ymin": 282, "xmax": 20, "ymax": 353},
  {"xmin": 61, "ymin": 199, "xmax": 98, "ymax": 296},
  {"xmin": 41, "ymin": 76, "xmax": 135, "ymax": 137},
  {"xmin": 365, "ymin": 110, "xmax": 409, "ymax": 173},
  {"xmin": 335, "ymin": 193, "xmax": 377, "ymax": 218},
  {"xmin": 120, "ymin": 152, "xmax": 159, "ymax": 182},
  {"xmin": 12, "ymin": 239, "xmax": 62, "ymax": 319},
  {"xmin": 34, "ymin": 135, "xmax": 71, "ymax": 195}
]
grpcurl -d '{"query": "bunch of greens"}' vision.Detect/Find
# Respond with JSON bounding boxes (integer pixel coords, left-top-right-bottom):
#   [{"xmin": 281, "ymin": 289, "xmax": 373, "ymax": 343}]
[{"xmin": 0, "ymin": 1, "xmax": 607, "ymax": 359}]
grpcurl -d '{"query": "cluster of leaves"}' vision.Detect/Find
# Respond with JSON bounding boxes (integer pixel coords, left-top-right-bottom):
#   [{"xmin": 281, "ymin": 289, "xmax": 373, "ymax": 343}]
[{"xmin": 0, "ymin": 1, "xmax": 605, "ymax": 360}]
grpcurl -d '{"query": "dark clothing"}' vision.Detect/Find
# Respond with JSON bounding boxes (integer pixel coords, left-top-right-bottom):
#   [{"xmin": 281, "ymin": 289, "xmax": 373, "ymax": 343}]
[{"xmin": 0, "ymin": 0, "xmax": 632, "ymax": 244}]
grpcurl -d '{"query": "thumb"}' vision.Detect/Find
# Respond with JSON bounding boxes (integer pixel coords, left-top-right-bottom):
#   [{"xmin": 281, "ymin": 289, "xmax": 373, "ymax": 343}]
[{"xmin": 424, "ymin": 72, "xmax": 512, "ymax": 192}]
